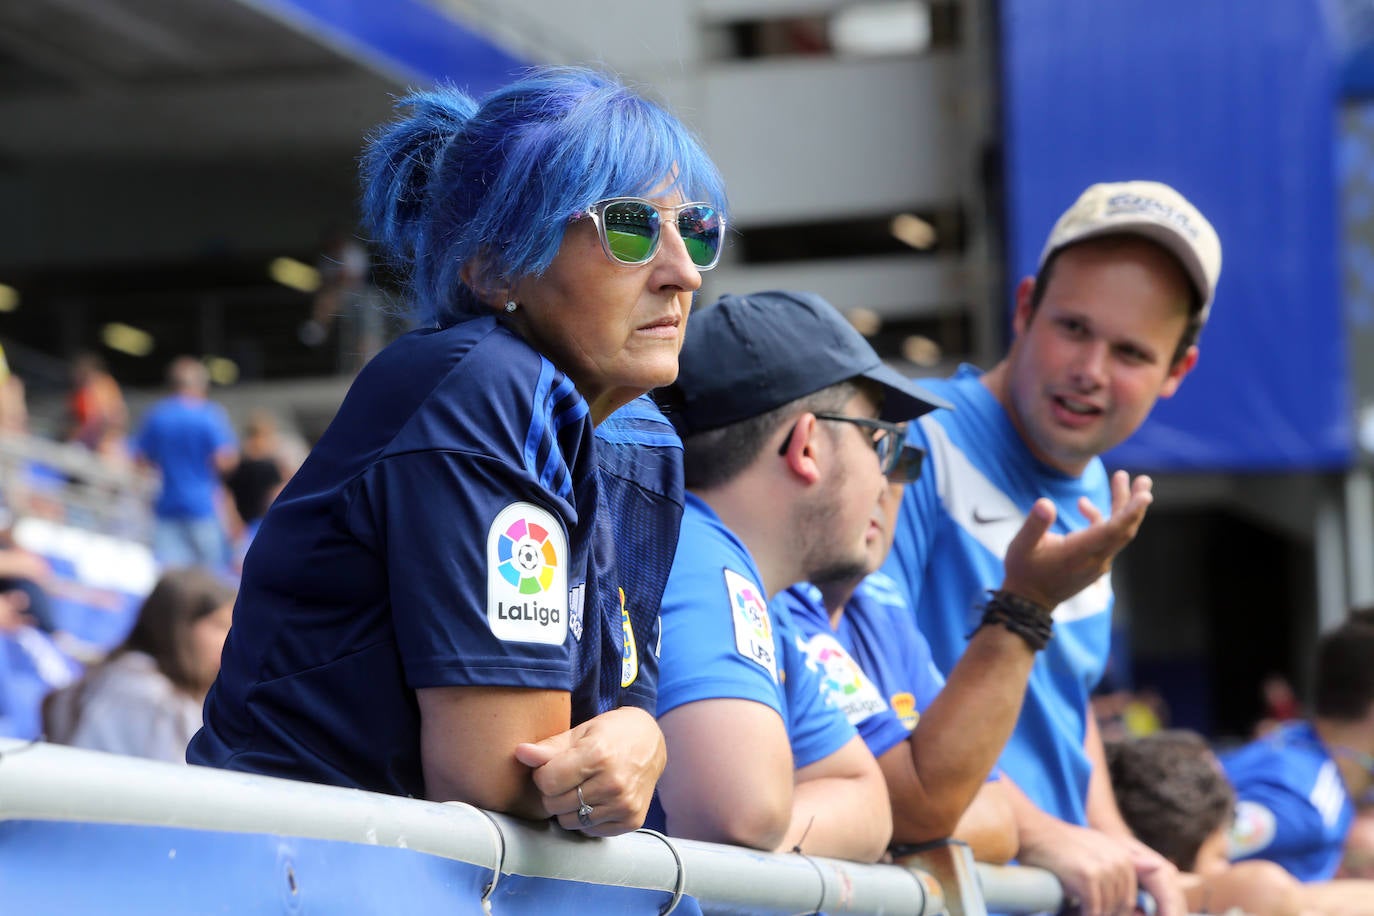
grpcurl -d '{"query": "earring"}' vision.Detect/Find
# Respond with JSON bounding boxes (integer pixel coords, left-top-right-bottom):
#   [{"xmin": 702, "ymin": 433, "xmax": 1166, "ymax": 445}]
[{"xmin": 504, "ymin": 300, "xmax": 518, "ymax": 313}]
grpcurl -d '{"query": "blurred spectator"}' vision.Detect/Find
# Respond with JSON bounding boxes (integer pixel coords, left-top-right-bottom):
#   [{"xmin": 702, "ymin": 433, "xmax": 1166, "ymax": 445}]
[
  {"xmin": 133, "ymin": 357, "xmax": 238, "ymax": 570},
  {"xmin": 65, "ymin": 352, "xmax": 128, "ymax": 455},
  {"xmin": 0, "ymin": 547, "xmax": 54, "ymax": 634},
  {"xmin": 1340, "ymin": 811, "xmax": 1374, "ymax": 879},
  {"xmin": 1096, "ymin": 680, "xmax": 1170, "ymax": 742},
  {"xmin": 0, "ymin": 343, "xmax": 27, "ymax": 436},
  {"xmin": 1223, "ymin": 617, "xmax": 1374, "ymax": 882},
  {"xmin": 43, "ymin": 567, "xmax": 235, "ymax": 763},
  {"xmin": 1255, "ymin": 672, "xmax": 1302, "ymax": 738},
  {"xmin": 299, "ymin": 225, "xmax": 380, "ymax": 372},
  {"xmin": 1108, "ymin": 731, "xmax": 1235, "ymax": 875},
  {"xmin": 1110, "ymin": 730, "xmax": 1374, "ymax": 916},
  {"xmin": 223, "ymin": 410, "xmax": 291, "ymax": 567},
  {"xmin": 1123, "ymin": 686, "xmax": 1168, "ymax": 737}
]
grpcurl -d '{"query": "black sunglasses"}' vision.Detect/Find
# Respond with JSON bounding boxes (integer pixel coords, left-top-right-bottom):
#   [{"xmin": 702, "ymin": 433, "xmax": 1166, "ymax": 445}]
[{"xmin": 777, "ymin": 412, "xmax": 923, "ymax": 482}]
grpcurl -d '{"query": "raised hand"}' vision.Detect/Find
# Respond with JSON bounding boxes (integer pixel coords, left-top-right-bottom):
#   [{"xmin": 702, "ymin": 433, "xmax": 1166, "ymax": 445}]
[{"xmin": 1001, "ymin": 470, "xmax": 1153, "ymax": 610}]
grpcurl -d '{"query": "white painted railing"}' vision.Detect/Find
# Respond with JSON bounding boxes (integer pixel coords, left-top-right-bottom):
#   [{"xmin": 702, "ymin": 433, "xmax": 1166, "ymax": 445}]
[{"xmin": 0, "ymin": 738, "xmax": 1073, "ymax": 915}]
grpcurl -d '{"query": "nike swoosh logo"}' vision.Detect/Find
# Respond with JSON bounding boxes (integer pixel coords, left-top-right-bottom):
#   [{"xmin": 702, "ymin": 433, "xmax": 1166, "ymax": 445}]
[{"xmin": 972, "ymin": 507, "xmax": 1012, "ymax": 524}]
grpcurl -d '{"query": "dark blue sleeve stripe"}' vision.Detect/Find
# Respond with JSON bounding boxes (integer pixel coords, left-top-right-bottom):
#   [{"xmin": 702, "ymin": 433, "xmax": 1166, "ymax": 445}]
[
  {"xmin": 522, "ymin": 358, "xmax": 557, "ymax": 484},
  {"xmin": 524, "ymin": 362, "xmax": 589, "ymax": 502}
]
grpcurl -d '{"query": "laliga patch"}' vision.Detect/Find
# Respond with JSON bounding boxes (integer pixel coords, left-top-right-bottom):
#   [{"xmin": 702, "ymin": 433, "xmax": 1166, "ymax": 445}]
[
  {"xmin": 619, "ymin": 587, "xmax": 638, "ymax": 687},
  {"xmin": 486, "ymin": 502, "xmax": 568, "ymax": 645},
  {"xmin": 1228, "ymin": 800, "xmax": 1278, "ymax": 857},
  {"xmin": 799, "ymin": 632, "xmax": 889, "ymax": 725},
  {"xmin": 723, "ymin": 568, "xmax": 777, "ymax": 681}
]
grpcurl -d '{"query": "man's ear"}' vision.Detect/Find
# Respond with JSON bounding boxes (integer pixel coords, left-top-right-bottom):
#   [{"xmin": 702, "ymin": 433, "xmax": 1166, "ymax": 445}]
[
  {"xmin": 779, "ymin": 413, "xmax": 823, "ymax": 486},
  {"xmin": 459, "ymin": 254, "xmax": 509, "ymax": 312},
  {"xmin": 1159, "ymin": 345, "xmax": 1199, "ymax": 399}
]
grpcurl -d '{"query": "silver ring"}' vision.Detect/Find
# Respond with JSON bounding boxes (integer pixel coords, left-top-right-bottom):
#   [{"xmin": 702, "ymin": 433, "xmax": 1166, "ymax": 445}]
[{"xmin": 576, "ymin": 785, "xmax": 594, "ymax": 828}]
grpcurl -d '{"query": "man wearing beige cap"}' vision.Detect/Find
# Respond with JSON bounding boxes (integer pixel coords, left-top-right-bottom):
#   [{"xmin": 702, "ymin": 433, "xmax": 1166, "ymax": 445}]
[{"xmin": 882, "ymin": 180, "xmax": 1221, "ymax": 916}]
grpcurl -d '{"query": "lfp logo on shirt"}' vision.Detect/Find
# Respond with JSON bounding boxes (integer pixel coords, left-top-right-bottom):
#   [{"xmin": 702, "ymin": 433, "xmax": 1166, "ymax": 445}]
[
  {"xmin": 724, "ymin": 568, "xmax": 777, "ymax": 681},
  {"xmin": 487, "ymin": 502, "xmax": 568, "ymax": 645}
]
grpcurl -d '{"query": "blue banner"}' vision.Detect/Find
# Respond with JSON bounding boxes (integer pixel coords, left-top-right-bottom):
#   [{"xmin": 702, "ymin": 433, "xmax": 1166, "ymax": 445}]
[
  {"xmin": 1000, "ymin": 0, "xmax": 1353, "ymax": 471},
  {"xmin": 246, "ymin": 0, "xmax": 528, "ymax": 93},
  {"xmin": 0, "ymin": 820, "xmax": 701, "ymax": 915}
]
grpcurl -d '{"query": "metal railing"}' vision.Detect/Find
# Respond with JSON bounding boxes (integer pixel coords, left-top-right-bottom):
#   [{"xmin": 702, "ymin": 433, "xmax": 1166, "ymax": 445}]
[
  {"xmin": 0, "ymin": 430, "xmax": 155, "ymax": 544},
  {"xmin": 0, "ymin": 738, "xmax": 1076, "ymax": 915}
]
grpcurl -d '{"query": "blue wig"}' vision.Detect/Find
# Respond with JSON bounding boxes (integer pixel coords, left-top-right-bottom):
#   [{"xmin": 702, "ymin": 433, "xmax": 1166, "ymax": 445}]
[{"xmin": 360, "ymin": 67, "xmax": 728, "ymax": 328}]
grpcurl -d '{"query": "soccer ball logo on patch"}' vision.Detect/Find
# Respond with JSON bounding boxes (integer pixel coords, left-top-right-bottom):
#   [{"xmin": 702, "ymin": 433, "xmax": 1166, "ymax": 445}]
[
  {"xmin": 497, "ymin": 516, "xmax": 559, "ymax": 594},
  {"xmin": 813, "ymin": 643, "xmax": 866, "ymax": 697}
]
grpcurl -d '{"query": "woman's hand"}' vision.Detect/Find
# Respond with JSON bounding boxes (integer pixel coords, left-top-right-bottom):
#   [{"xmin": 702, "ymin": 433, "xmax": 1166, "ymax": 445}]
[{"xmin": 514, "ymin": 706, "xmax": 666, "ymax": 837}]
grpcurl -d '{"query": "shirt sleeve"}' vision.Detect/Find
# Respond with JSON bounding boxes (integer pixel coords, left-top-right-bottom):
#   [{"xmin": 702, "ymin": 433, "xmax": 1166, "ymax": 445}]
[
  {"xmin": 780, "ymin": 629, "xmax": 860, "ymax": 768},
  {"xmin": 210, "ymin": 404, "xmax": 237, "ymax": 453},
  {"xmin": 346, "ymin": 448, "xmax": 577, "ymax": 691},
  {"xmin": 617, "ymin": 598, "xmax": 659, "ymax": 713},
  {"xmin": 1228, "ymin": 786, "xmax": 1326, "ymax": 861},
  {"xmin": 778, "ymin": 586, "xmax": 909, "ymax": 759},
  {"xmin": 656, "ymin": 562, "xmax": 785, "ymax": 720}
]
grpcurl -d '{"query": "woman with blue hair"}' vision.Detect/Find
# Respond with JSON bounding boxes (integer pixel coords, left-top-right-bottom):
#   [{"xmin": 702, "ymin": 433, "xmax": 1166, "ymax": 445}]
[{"xmin": 188, "ymin": 67, "xmax": 727, "ymax": 837}]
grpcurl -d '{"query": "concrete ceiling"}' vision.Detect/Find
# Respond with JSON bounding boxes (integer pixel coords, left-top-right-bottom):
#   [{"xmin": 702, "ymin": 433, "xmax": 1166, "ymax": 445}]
[{"xmin": 0, "ymin": 0, "xmax": 402, "ymax": 165}]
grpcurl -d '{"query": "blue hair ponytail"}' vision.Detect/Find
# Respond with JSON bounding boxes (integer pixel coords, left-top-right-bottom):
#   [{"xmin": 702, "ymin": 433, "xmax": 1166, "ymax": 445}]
[{"xmin": 359, "ymin": 87, "xmax": 478, "ymax": 277}]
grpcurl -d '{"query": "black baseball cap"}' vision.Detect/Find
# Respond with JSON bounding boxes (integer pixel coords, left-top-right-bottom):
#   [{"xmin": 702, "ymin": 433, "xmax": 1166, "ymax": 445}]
[{"xmin": 662, "ymin": 290, "xmax": 952, "ymax": 435}]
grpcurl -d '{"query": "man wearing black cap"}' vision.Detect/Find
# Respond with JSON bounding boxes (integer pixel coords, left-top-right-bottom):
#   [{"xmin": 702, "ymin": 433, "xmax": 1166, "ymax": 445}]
[{"xmin": 643, "ymin": 290, "xmax": 1153, "ymax": 862}]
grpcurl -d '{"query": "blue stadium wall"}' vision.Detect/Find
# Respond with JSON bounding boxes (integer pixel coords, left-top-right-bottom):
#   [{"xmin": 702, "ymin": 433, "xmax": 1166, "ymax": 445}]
[{"xmin": 999, "ymin": 0, "xmax": 1354, "ymax": 472}]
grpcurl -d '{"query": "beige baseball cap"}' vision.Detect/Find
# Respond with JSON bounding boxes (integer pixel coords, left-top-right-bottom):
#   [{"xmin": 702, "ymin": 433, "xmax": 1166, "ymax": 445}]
[{"xmin": 1039, "ymin": 180, "xmax": 1223, "ymax": 322}]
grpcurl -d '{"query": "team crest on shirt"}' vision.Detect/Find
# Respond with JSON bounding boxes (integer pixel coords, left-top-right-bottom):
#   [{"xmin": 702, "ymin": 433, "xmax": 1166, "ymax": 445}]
[
  {"xmin": 723, "ymin": 568, "xmax": 777, "ymax": 681},
  {"xmin": 619, "ymin": 587, "xmax": 638, "ymax": 687},
  {"xmin": 890, "ymin": 692, "xmax": 919, "ymax": 731},
  {"xmin": 798, "ymin": 632, "xmax": 889, "ymax": 725},
  {"xmin": 486, "ymin": 502, "xmax": 568, "ymax": 645},
  {"xmin": 1228, "ymin": 800, "xmax": 1278, "ymax": 857}
]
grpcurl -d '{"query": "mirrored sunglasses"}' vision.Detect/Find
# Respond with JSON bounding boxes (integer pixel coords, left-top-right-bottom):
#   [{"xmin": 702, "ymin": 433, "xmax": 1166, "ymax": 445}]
[{"xmin": 575, "ymin": 197, "xmax": 724, "ymax": 270}]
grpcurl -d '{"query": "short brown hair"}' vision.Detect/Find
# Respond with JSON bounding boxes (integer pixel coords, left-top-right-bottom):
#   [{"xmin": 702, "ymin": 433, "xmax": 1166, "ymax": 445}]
[
  {"xmin": 1314, "ymin": 616, "xmax": 1374, "ymax": 721},
  {"xmin": 681, "ymin": 381, "xmax": 860, "ymax": 490},
  {"xmin": 1106, "ymin": 730, "xmax": 1234, "ymax": 871}
]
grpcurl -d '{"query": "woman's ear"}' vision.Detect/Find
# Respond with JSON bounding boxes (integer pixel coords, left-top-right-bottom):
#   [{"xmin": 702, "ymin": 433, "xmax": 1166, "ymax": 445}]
[{"xmin": 459, "ymin": 255, "xmax": 509, "ymax": 312}]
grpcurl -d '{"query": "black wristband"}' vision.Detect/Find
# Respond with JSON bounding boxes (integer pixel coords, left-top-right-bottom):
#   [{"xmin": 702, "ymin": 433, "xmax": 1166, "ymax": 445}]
[{"xmin": 968, "ymin": 589, "xmax": 1054, "ymax": 651}]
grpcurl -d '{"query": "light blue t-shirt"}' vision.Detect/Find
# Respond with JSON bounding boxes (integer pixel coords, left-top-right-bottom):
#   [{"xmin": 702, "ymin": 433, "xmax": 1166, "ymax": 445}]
[
  {"xmin": 1222, "ymin": 721, "xmax": 1355, "ymax": 881},
  {"xmin": 880, "ymin": 365, "xmax": 1113, "ymax": 826},
  {"xmin": 646, "ymin": 493, "xmax": 858, "ymax": 834}
]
